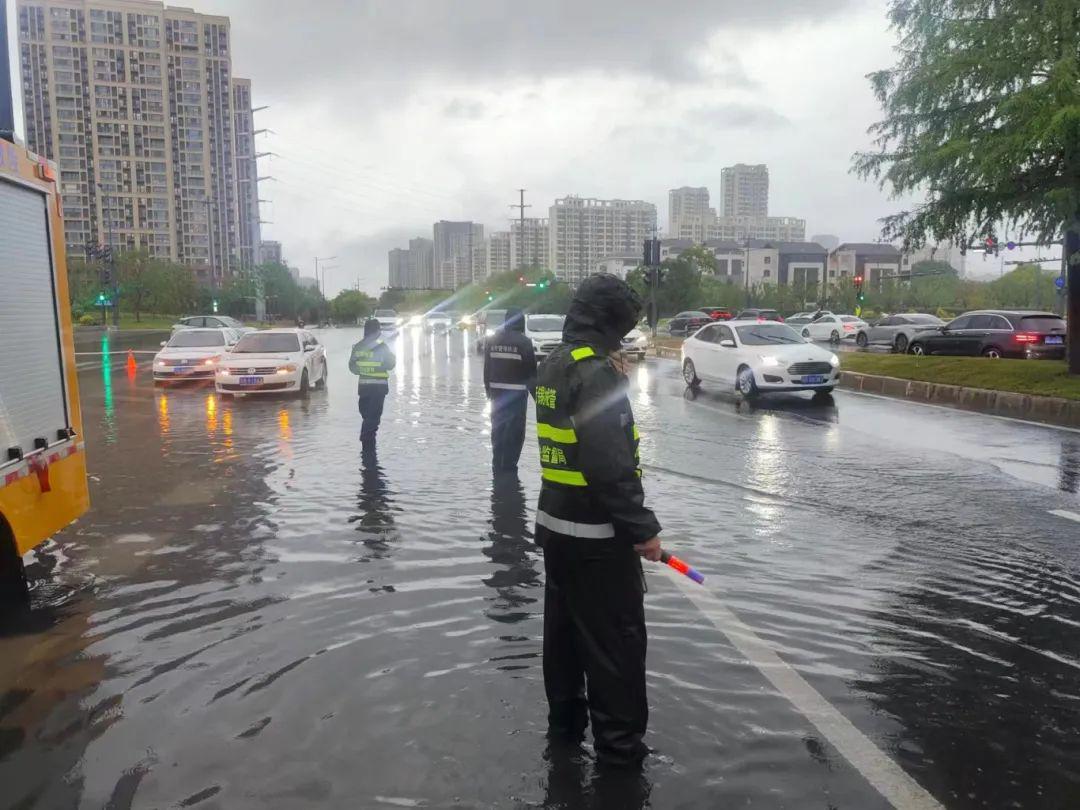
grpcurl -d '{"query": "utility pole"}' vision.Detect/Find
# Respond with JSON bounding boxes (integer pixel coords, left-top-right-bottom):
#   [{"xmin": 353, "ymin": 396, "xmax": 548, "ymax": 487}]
[{"xmin": 510, "ymin": 189, "xmax": 531, "ymax": 274}]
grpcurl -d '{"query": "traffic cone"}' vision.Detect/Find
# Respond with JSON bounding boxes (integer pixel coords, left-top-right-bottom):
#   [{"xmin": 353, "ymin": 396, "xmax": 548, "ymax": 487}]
[{"xmin": 126, "ymin": 349, "xmax": 137, "ymax": 376}]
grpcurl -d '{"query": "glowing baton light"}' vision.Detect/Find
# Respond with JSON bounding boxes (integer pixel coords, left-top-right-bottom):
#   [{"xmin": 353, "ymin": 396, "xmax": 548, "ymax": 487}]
[{"xmin": 660, "ymin": 551, "xmax": 705, "ymax": 584}]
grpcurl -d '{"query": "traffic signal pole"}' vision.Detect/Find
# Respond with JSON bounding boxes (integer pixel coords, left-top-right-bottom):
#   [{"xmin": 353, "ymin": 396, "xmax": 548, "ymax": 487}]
[{"xmin": 1067, "ymin": 225, "xmax": 1080, "ymax": 374}]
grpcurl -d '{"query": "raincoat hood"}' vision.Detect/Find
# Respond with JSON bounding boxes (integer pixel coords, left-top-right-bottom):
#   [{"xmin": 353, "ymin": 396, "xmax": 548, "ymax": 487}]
[
  {"xmin": 562, "ymin": 274, "xmax": 643, "ymax": 352},
  {"xmin": 503, "ymin": 307, "xmax": 525, "ymax": 332},
  {"xmin": 363, "ymin": 318, "xmax": 381, "ymax": 338}
]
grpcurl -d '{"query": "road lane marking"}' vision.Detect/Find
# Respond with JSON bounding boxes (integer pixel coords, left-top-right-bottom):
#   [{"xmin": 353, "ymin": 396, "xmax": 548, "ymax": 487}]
[
  {"xmin": 664, "ymin": 569, "xmax": 944, "ymax": 810},
  {"xmin": 1050, "ymin": 509, "xmax": 1080, "ymax": 524}
]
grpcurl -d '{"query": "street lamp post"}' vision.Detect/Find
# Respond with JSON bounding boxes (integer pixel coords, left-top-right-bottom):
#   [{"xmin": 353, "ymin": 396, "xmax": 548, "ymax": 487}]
[{"xmin": 314, "ymin": 255, "xmax": 337, "ymax": 325}]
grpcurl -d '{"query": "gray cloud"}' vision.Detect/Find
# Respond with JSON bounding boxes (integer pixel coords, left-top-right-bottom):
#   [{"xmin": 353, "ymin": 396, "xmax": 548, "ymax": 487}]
[
  {"xmin": 443, "ymin": 98, "xmax": 487, "ymax": 120},
  {"xmin": 210, "ymin": 0, "xmax": 859, "ymax": 99},
  {"xmin": 689, "ymin": 103, "xmax": 791, "ymax": 130}
]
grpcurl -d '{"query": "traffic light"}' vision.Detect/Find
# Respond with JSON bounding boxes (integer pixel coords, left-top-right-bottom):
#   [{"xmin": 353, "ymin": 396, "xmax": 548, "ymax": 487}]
[
  {"xmin": 518, "ymin": 275, "xmax": 525, "ymax": 284},
  {"xmin": 642, "ymin": 238, "xmax": 661, "ymax": 268},
  {"xmin": 486, "ymin": 290, "xmax": 494, "ymax": 302},
  {"xmin": 102, "ymin": 264, "xmax": 112, "ymax": 286},
  {"xmin": 985, "ymin": 236, "xmax": 999, "ymax": 257},
  {"xmin": 853, "ymin": 275, "xmax": 865, "ymax": 316},
  {"xmin": 212, "ymin": 299, "xmax": 219, "ymax": 314}
]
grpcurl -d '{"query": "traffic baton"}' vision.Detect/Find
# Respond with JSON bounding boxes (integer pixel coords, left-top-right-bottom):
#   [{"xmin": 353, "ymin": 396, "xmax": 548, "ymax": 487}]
[{"xmin": 660, "ymin": 551, "xmax": 705, "ymax": 584}]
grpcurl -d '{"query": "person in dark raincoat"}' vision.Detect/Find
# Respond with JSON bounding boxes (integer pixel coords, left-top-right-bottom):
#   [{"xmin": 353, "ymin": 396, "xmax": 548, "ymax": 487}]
[
  {"xmin": 348, "ymin": 319, "xmax": 396, "ymax": 449},
  {"xmin": 483, "ymin": 307, "xmax": 536, "ymax": 473}
]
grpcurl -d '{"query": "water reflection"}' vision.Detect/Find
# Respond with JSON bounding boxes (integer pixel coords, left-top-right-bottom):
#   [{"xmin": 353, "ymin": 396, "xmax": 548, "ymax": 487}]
[
  {"xmin": 541, "ymin": 742, "xmax": 652, "ymax": 809},
  {"xmin": 482, "ymin": 472, "xmax": 540, "ymax": 624},
  {"xmin": 348, "ymin": 449, "xmax": 398, "ymax": 560}
]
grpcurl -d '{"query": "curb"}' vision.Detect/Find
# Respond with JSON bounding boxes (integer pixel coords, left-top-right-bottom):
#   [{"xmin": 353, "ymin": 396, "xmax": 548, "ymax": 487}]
[{"xmin": 839, "ymin": 371, "xmax": 1080, "ymax": 429}]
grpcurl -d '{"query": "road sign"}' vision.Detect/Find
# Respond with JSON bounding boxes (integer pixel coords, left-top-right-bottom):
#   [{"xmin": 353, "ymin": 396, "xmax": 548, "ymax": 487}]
[
  {"xmin": 1055, "ymin": 276, "xmax": 1066, "ymax": 289},
  {"xmin": 1006, "ymin": 241, "xmax": 1017, "ymax": 250}
]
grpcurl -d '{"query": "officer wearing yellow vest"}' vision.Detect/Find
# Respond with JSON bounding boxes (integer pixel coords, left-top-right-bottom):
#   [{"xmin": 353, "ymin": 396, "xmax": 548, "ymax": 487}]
[
  {"xmin": 349, "ymin": 319, "xmax": 396, "ymax": 449},
  {"xmin": 533, "ymin": 274, "xmax": 662, "ymax": 769}
]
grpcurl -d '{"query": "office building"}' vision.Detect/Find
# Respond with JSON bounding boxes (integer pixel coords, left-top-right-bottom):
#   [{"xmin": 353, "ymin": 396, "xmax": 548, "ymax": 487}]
[
  {"xmin": 721, "ymin": 163, "xmax": 769, "ymax": 219},
  {"xmin": 432, "ymin": 220, "xmax": 483, "ymax": 289},
  {"xmin": 232, "ymin": 77, "xmax": 260, "ymax": 271},
  {"xmin": 549, "ymin": 196, "xmax": 656, "ymax": 285},
  {"xmin": 16, "ymin": 0, "xmax": 252, "ymax": 283},
  {"xmin": 486, "ymin": 231, "xmax": 512, "ymax": 277},
  {"xmin": 388, "ymin": 247, "xmax": 409, "ymax": 288},
  {"xmin": 407, "ymin": 237, "xmax": 433, "ymax": 289},
  {"xmin": 668, "ymin": 186, "xmax": 714, "ymax": 242},
  {"xmin": 259, "ymin": 240, "xmax": 282, "ymax": 265},
  {"xmin": 510, "ymin": 217, "xmax": 550, "ymax": 271}
]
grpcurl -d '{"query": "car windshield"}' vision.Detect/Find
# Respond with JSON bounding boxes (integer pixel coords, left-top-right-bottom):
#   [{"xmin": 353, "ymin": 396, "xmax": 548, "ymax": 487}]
[
  {"xmin": 485, "ymin": 310, "xmax": 508, "ymax": 325},
  {"xmin": 168, "ymin": 331, "xmax": 225, "ymax": 348},
  {"xmin": 909, "ymin": 314, "xmax": 943, "ymax": 324},
  {"xmin": 736, "ymin": 324, "xmax": 805, "ymax": 345},
  {"xmin": 374, "ymin": 310, "xmax": 396, "ymax": 318},
  {"xmin": 231, "ymin": 333, "xmax": 301, "ymax": 353},
  {"xmin": 528, "ymin": 316, "xmax": 565, "ymax": 332},
  {"xmin": 1019, "ymin": 316, "xmax": 1066, "ymax": 332}
]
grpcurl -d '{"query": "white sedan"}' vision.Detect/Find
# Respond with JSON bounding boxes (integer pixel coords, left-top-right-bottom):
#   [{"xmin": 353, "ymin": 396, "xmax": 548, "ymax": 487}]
[
  {"xmin": 796, "ymin": 313, "xmax": 847, "ymax": 343},
  {"xmin": 154, "ymin": 327, "xmax": 239, "ymax": 384},
  {"xmin": 681, "ymin": 320, "xmax": 841, "ymax": 398},
  {"xmin": 215, "ymin": 329, "xmax": 328, "ymax": 396},
  {"xmin": 620, "ymin": 327, "xmax": 648, "ymax": 361}
]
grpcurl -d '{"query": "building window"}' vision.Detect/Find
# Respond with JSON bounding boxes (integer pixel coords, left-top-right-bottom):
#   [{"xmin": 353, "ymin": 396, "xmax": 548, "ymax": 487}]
[
  {"xmin": 763, "ymin": 269, "xmax": 771, "ymax": 278},
  {"xmin": 764, "ymin": 256, "xmax": 772, "ymax": 265}
]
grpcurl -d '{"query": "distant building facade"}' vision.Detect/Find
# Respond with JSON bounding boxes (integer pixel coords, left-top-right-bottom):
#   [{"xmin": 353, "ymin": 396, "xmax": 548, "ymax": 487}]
[
  {"xmin": 668, "ymin": 186, "xmax": 714, "ymax": 241},
  {"xmin": 511, "ymin": 217, "xmax": 550, "ymax": 271},
  {"xmin": 259, "ymin": 240, "xmax": 283, "ymax": 265},
  {"xmin": 486, "ymin": 231, "xmax": 512, "ymax": 277},
  {"xmin": 407, "ymin": 237, "xmax": 433, "ymax": 288},
  {"xmin": 232, "ymin": 77, "xmax": 261, "ymax": 272},
  {"xmin": 433, "ymin": 220, "xmax": 484, "ymax": 289},
  {"xmin": 549, "ymin": 196, "xmax": 657, "ymax": 285},
  {"xmin": 388, "ymin": 248, "xmax": 409, "ymax": 288},
  {"xmin": 708, "ymin": 216, "xmax": 806, "ymax": 243},
  {"xmin": 595, "ymin": 254, "xmax": 640, "ymax": 280},
  {"xmin": 829, "ymin": 243, "xmax": 903, "ymax": 289},
  {"xmin": 721, "ymin": 164, "xmax": 769, "ymax": 219}
]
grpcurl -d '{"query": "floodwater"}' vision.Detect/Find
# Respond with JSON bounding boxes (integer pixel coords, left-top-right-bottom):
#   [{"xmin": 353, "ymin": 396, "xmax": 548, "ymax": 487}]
[{"xmin": 3, "ymin": 327, "xmax": 1080, "ymax": 809}]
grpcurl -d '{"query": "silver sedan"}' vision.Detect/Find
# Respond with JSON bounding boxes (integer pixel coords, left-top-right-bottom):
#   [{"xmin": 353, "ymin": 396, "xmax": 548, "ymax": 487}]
[{"xmin": 855, "ymin": 313, "xmax": 944, "ymax": 353}]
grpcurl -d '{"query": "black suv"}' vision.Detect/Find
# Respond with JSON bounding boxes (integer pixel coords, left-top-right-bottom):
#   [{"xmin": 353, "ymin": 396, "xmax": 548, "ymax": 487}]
[
  {"xmin": 908, "ymin": 310, "xmax": 1066, "ymax": 359},
  {"xmin": 735, "ymin": 308, "xmax": 784, "ymax": 322},
  {"xmin": 667, "ymin": 311, "xmax": 712, "ymax": 337}
]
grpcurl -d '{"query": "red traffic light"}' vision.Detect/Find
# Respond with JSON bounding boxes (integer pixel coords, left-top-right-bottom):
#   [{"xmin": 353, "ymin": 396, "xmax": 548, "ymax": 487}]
[{"xmin": 853, "ymin": 275, "xmax": 864, "ymax": 284}]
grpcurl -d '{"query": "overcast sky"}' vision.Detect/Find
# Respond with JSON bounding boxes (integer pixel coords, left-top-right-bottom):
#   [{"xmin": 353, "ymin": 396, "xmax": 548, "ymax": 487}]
[{"xmin": 8, "ymin": 0, "xmax": 970, "ymax": 293}]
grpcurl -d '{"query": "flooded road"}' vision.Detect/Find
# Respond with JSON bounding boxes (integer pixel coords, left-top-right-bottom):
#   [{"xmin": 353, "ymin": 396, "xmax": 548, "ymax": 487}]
[{"xmin": 3, "ymin": 327, "xmax": 1080, "ymax": 809}]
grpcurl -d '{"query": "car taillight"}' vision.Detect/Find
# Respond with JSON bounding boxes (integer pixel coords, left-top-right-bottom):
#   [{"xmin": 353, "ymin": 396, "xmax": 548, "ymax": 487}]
[{"xmin": 1014, "ymin": 333, "xmax": 1039, "ymax": 343}]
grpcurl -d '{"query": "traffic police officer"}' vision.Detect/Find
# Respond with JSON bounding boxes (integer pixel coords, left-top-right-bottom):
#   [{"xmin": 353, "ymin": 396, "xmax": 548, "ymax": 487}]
[
  {"xmin": 349, "ymin": 318, "xmax": 396, "ymax": 449},
  {"xmin": 483, "ymin": 307, "xmax": 537, "ymax": 472},
  {"xmin": 533, "ymin": 274, "xmax": 662, "ymax": 768}
]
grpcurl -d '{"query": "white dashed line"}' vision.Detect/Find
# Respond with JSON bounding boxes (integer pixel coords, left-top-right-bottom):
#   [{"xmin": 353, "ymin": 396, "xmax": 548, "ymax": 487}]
[
  {"xmin": 664, "ymin": 568, "xmax": 944, "ymax": 810},
  {"xmin": 1049, "ymin": 509, "xmax": 1080, "ymax": 524}
]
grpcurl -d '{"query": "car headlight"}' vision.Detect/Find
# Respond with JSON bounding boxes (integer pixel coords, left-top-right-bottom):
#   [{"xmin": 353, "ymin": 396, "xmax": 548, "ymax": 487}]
[
  {"xmin": 760, "ymin": 356, "xmax": 781, "ymax": 367},
  {"xmin": 409, "ymin": 316, "xmax": 422, "ymax": 327},
  {"xmin": 485, "ymin": 328, "xmax": 495, "ymax": 337},
  {"xmin": 462, "ymin": 316, "xmax": 473, "ymax": 326},
  {"xmin": 277, "ymin": 363, "xmax": 299, "ymax": 375},
  {"xmin": 203, "ymin": 355, "xmax": 220, "ymax": 366},
  {"xmin": 830, "ymin": 354, "xmax": 840, "ymax": 368}
]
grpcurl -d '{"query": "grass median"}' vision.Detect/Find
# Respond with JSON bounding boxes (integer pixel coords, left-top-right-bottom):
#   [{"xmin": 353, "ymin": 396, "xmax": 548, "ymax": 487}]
[{"xmin": 841, "ymin": 354, "xmax": 1080, "ymax": 401}]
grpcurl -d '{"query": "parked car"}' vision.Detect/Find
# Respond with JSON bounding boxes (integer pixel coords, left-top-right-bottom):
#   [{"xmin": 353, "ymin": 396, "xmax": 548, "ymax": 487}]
[
  {"xmin": 153, "ymin": 328, "xmax": 239, "ymax": 384},
  {"xmin": 171, "ymin": 315, "xmax": 253, "ymax": 336},
  {"xmin": 681, "ymin": 320, "xmax": 840, "ymax": 398},
  {"xmin": 621, "ymin": 327, "xmax": 648, "ymax": 361},
  {"xmin": 525, "ymin": 314, "xmax": 565, "ymax": 359},
  {"xmin": 668, "ymin": 311, "xmax": 712, "ymax": 336},
  {"xmin": 838, "ymin": 315, "xmax": 869, "ymax": 339},
  {"xmin": 700, "ymin": 307, "xmax": 734, "ymax": 321},
  {"xmin": 856, "ymin": 313, "xmax": 943, "ymax": 352},
  {"xmin": 216, "ymin": 329, "xmax": 328, "ymax": 396},
  {"xmin": 907, "ymin": 310, "xmax": 1067, "ymax": 359},
  {"xmin": 797, "ymin": 313, "xmax": 845, "ymax": 343},
  {"xmin": 734, "ymin": 308, "xmax": 784, "ymax": 322}
]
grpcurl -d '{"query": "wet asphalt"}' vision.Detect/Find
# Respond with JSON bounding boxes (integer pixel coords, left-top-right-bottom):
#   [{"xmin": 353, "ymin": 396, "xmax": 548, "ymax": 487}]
[{"xmin": 2, "ymin": 327, "xmax": 1080, "ymax": 809}]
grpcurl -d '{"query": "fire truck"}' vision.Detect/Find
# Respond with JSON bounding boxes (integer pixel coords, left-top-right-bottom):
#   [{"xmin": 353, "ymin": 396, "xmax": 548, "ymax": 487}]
[{"xmin": 0, "ymin": 134, "xmax": 90, "ymax": 601}]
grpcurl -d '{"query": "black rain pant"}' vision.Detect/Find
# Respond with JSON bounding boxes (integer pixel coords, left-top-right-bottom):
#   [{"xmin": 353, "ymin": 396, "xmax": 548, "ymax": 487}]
[
  {"xmin": 357, "ymin": 386, "xmax": 388, "ymax": 445},
  {"xmin": 542, "ymin": 536, "xmax": 648, "ymax": 767},
  {"xmin": 490, "ymin": 389, "xmax": 528, "ymax": 472}
]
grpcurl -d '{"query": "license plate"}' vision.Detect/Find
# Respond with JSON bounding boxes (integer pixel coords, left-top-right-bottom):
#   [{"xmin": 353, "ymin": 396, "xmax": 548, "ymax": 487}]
[
  {"xmin": 1046, "ymin": 336, "xmax": 1064, "ymax": 345},
  {"xmin": 803, "ymin": 375, "xmax": 826, "ymax": 384},
  {"xmin": 238, "ymin": 376, "xmax": 263, "ymax": 386}
]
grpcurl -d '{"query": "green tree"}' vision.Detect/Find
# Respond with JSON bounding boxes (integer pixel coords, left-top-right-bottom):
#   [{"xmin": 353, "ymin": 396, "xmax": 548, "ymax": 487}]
[
  {"xmin": 988, "ymin": 263, "xmax": 1060, "ymax": 309},
  {"xmin": 115, "ymin": 249, "xmax": 159, "ymax": 322},
  {"xmin": 855, "ymin": 0, "xmax": 1080, "ymax": 369},
  {"xmin": 331, "ymin": 290, "xmax": 377, "ymax": 324}
]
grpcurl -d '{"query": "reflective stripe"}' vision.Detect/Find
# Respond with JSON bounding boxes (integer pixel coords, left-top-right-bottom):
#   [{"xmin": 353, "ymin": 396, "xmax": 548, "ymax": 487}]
[
  {"xmin": 542, "ymin": 468, "xmax": 587, "ymax": 487},
  {"xmin": 632, "ymin": 425, "xmax": 640, "ymax": 440},
  {"xmin": 536, "ymin": 509, "xmax": 614, "ymax": 539},
  {"xmin": 537, "ymin": 423, "xmax": 578, "ymax": 443},
  {"xmin": 490, "ymin": 352, "xmax": 522, "ymax": 360},
  {"xmin": 490, "ymin": 382, "xmax": 528, "ymax": 391},
  {"xmin": 359, "ymin": 371, "xmax": 389, "ymax": 379},
  {"xmin": 355, "ymin": 360, "xmax": 383, "ymax": 367},
  {"xmin": 358, "ymin": 377, "xmax": 389, "ymax": 385},
  {"xmin": 571, "ymin": 347, "xmax": 596, "ymax": 361}
]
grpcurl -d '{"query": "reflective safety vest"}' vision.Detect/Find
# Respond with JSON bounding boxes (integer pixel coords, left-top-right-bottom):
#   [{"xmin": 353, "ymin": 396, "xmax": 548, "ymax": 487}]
[
  {"xmin": 349, "ymin": 340, "xmax": 393, "ymax": 386},
  {"xmin": 534, "ymin": 345, "xmax": 642, "ymax": 540}
]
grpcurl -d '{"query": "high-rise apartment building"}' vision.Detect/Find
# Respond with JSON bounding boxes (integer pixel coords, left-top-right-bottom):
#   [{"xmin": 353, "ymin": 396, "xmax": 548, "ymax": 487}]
[
  {"xmin": 549, "ymin": 197, "xmax": 656, "ymax": 285},
  {"xmin": 231, "ymin": 77, "xmax": 260, "ymax": 271},
  {"xmin": 486, "ymin": 231, "xmax": 512, "ymax": 277},
  {"xmin": 259, "ymin": 239, "xmax": 282, "ymax": 265},
  {"xmin": 511, "ymin": 217, "xmax": 550, "ymax": 271},
  {"xmin": 16, "ymin": 0, "xmax": 253, "ymax": 283},
  {"xmin": 407, "ymin": 237, "xmax": 433, "ymax": 289},
  {"xmin": 721, "ymin": 164, "xmax": 769, "ymax": 219},
  {"xmin": 388, "ymin": 247, "xmax": 409, "ymax": 288},
  {"xmin": 668, "ymin": 186, "xmax": 714, "ymax": 241},
  {"xmin": 432, "ymin": 220, "xmax": 483, "ymax": 289},
  {"xmin": 708, "ymin": 215, "xmax": 805, "ymax": 242}
]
